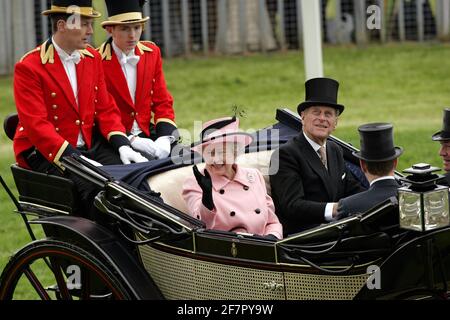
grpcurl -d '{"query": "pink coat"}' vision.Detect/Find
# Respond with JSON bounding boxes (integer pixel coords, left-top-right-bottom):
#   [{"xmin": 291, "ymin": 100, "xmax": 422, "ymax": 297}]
[{"xmin": 182, "ymin": 165, "xmax": 283, "ymax": 239}]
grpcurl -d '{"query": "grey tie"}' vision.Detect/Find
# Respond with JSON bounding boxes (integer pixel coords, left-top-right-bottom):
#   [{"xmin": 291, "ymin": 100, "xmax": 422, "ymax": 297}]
[{"xmin": 318, "ymin": 145, "xmax": 327, "ymax": 169}]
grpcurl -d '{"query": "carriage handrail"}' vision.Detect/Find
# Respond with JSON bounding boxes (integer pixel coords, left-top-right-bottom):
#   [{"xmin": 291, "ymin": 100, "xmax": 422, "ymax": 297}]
[
  {"xmin": 104, "ymin": 181, "xmax": 199, "ymax": 232},
  {"xmin": 96, "ymin": 191, "xmax": 189, "ymax": 237},
  {"xmin": 61, "ymin": 154, "xmax": 204, "ymax": 232},
  {"xmin": 94, "ymin": 194, "xmax": 155, "ymax": 234},
  {"xmin": 61, "ymin": 155, "xmax": 112, "ymax": 187},
  {"xmin": 276, "ymin": 215, "xmax": 362, "ymax": 245},
  {"xmin": 277, "ymin": 197, "xmax": 399, "ymax": 247},
  {"xmin": 278, "ymin": 224, "xmax": 346, "ymax": 255}
]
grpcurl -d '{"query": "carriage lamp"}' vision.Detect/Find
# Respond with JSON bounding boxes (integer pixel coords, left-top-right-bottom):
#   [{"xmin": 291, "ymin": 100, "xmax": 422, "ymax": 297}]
[{"xmin": 398, "ymin": 163, "xmax": 449, "ymax": 232}]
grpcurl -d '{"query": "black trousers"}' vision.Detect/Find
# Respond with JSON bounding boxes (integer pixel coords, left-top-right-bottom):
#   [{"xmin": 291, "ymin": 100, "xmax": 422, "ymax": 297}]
[{"xmin": 23, "ymin": 130, "xmax": 122, "ymax": 223}]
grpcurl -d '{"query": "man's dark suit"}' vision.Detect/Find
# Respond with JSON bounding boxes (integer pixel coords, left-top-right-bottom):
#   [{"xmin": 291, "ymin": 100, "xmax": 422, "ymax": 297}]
[
  {"xmin": 337, "ymin": 178, "xmax": 400, "ymax": 218},
  {"xmin": 269, "ymin": 133, "xmax": 365, "ymax": 235}
]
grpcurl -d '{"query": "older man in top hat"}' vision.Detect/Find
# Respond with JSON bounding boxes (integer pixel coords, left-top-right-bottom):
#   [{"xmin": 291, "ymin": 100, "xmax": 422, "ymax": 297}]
[
  {"xmin": 13, "ymin": 0, "xmax": 147, "ymax": 218},
  {"xmin": 98, "ymin": 0, "xmax": 177, "ymax": 160},
  {"xmin": 432, "ymin": 109, "xmax": 450, "ymax": 177},
  {"xmin": 270, "ymin": 77, "xmax": 365, "ymax": 235},
  {"xmin": 336, "ymin": 123, "xmax": 403, "ymax": 218}
]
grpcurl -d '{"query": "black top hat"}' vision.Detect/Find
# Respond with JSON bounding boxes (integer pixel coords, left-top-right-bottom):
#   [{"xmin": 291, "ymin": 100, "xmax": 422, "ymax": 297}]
[
  {"xmin": 353, "ymin": 123, "xmax": 403, "ymax": 162},
  {"xmin": 297, "ymin": 77, "xmax": 345, "ymax": 115},
  {"xmin": 432, "ymin": 108, "xmax": 450, "ymax": 141},
  {"xmin": 102, "ymin": 0, "xmax": 149, "ymax": 27},
  {"xmin": 41, "ymin": 0, "xmax": 101, "ymax": 18}
]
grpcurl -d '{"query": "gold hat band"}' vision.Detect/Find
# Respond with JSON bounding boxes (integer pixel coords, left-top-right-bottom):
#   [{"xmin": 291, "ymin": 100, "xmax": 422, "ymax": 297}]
[
  {"xmin": 108, "ymin": 12, "xmax": 143, "ymax": 22},
  {"xmin": 42, "ymin": 5, "xmax": 101, "ymax": 17},
  {"xmin": 51, "ymin": 5, "xmax": 95, "ymax": 15}
]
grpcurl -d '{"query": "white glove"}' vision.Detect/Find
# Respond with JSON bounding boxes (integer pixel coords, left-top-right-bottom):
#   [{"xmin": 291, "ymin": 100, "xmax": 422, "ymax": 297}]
[
  {"xmin": 79, "ymin": 155, "xmax": 103, "ymax": 167},
  {"xmin": 154, "ymin": 136, "xmax": 172, "ymax": 159},
  {"xmin": 129, "ymin": 135, "xmax": 158, "ymax": 157},
  {"xmin": 118, "ymin": 145, "xmax": 148, "ymax": 164}
]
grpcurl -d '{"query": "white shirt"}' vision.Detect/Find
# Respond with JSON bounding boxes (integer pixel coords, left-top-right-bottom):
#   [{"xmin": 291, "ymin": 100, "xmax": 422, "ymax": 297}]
[
  {"xmin": 302, "ymin": 131, "xmax": 335, "ymax": 222},
  {"xmin": 303, "ymin": 131, "xmax": 326, "ymax": 156},
  {"xmin": 52, "ymin": 38, "xmax": 85, "ymax": 147},
  {"xmin": 112, "ymin": 41, "xmax": 142, "ymax": 136}
]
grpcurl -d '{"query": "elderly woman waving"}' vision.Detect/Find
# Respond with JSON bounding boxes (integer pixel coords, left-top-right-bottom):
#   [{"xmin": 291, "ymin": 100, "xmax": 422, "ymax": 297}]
[{"xmin": 182, "ymin": 117, "xmax": 283, "ymax": 240}]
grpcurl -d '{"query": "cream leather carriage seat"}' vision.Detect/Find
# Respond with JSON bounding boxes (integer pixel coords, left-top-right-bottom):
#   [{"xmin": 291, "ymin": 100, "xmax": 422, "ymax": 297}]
[{"xmin": 147, "ymin": 149, "xmax": 276, "ymax": 213}]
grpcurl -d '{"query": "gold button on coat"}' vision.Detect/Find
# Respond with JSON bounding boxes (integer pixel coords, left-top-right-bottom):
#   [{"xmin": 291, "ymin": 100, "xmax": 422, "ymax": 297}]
[
  {"xmin": 51, "ymin": 92, "xmax": 56, "ymax": 98},
  {"xmin": 54, "ymin": 116, "xmax": 58, "ymax": 121},
  {"xmin": 52, "ymin": 104, "xmax": 57, "ymax": 109},
  {"xmin": 75, "ymin": 120, "xmax": 81, "ymax": 125}
]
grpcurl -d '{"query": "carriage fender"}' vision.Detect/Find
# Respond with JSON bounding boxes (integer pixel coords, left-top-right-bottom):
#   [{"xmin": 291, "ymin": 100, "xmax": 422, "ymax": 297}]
[{"xmin": 30, "ymin": 215, "xmax": 163, "ymax": 300}]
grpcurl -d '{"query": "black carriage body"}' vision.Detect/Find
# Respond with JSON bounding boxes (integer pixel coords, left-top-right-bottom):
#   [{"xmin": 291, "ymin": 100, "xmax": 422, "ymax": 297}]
[{"xmin": 1, "ymin": 109, "xmax": 450, "ymax": 300}]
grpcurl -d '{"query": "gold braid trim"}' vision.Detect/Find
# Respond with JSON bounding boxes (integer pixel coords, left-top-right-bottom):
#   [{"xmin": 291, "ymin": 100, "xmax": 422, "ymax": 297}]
[
  {"xmin": 137, "ymin": 41, "xmax": 154, "ymax": 54},
  {"xmin": 97, "ymin": 41, "xmax": 112, "ymax": 61},
  {"xmin": 40, "ymin": 40, "xmax": 54, "ymax": 64}
]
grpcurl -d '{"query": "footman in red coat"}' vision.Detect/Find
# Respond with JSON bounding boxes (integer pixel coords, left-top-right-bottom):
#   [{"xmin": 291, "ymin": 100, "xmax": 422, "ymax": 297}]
[
  {"xmin": 98, "ymin": 0, "xmax": 178, "ymax": 161},
  {"xmin": 13, "ymin": 0, "xmax": 148, "ymax": 219}
]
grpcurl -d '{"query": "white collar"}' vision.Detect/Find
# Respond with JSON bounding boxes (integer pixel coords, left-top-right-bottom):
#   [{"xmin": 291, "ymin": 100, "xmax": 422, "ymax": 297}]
[
  {"xmin": 52, "ymin": 37, "xmax": 80, "ymax": 61},
  {"xmin": 370, "ymin": 176, "xmax": 396, "ymax": 186},
  {"xmin": 112, "ymin": 40, "xmax": 136, "ymax": 60},
  {"xmin": 303, "ymin": 131, "xmax": 326, "ymax": 153}
]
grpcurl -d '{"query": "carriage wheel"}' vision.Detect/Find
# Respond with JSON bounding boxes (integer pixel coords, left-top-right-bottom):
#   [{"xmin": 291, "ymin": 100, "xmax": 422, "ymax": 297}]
[{"xmin": 0, "ymin": 239, "xmax": 133, "ymax": 300}]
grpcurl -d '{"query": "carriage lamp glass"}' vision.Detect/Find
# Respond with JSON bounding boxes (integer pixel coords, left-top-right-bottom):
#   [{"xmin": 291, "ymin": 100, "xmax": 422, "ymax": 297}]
[
  {"xmin": 399, "ymin": 186, "xmax": 449, "ymax": 231},
  {"xmin": 399, "ymin": 163, "xmax": 450, "ymax": 232},
  {"xmin": 398, "ymin": 189, "xmax": 422, "ymax": 231}
]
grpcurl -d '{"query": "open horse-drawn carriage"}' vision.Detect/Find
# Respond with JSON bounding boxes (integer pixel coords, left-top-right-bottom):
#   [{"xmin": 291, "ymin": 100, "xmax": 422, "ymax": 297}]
[{"xmin": 1, "ymin": 109, "xmax": 449, "ymax": 300}]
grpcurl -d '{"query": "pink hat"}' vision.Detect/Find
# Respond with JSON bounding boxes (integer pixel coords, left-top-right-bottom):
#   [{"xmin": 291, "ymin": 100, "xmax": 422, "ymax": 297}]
[{"xmin": 191, "ymin": 117, "xmax": 253, "ymax": 154}]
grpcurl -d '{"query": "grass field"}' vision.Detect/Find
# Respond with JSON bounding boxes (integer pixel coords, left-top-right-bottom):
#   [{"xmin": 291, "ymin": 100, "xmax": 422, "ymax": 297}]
[{"xmin": 0, "ymin": 42, "xmax": 449, "ymax": 298}]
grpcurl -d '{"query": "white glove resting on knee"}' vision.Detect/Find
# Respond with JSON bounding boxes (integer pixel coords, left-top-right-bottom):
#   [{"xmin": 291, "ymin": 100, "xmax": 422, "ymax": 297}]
[
  {"xmin": 118, "ymin": 145, "xmax": 148, "ymax": 164},
  {"xmin": 129, "ymin": 135, "xmax": 158, "ymax": 157},
  {"xmin": 154, "ymin": 136, "xmax": 173, "ymax": 159}
]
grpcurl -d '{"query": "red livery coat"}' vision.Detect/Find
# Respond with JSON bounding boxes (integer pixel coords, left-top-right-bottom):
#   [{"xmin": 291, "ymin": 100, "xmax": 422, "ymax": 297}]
[
  {"xmin": 13, "ymin": 39, "xmax": 128, "ymax": 168},
  {"xmin": 98, "ymin": 39, "xmax": 176, "ymax": 138}
]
